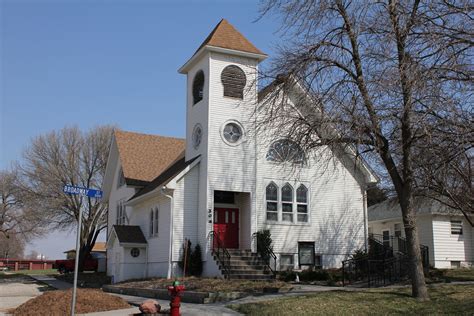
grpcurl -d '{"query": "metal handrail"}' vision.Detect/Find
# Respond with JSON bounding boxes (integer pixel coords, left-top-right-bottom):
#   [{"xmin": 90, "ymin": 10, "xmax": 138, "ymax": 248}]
[
  {"xmin": 342, "ymin": 233, "xmax": 430, "ymax": 287},
  {"xmin": 207, "ymin": 231, "xmax": 231, "ymax": 277},
  {"xmin": 251, "ymin": 233, "xmax": 277, "ymax": 275}
]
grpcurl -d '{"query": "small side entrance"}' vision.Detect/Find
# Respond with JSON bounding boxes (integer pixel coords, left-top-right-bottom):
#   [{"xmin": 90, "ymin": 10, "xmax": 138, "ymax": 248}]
[{"xmin": 214, "ymin": 208, "xmax": 239, "ymax": 249}]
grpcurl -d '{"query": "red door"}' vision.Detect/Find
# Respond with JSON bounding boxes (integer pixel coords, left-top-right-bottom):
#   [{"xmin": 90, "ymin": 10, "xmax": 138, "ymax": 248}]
[{"xmin": 213, "ymin": 208, "xmax": 239, "ymax": 249}]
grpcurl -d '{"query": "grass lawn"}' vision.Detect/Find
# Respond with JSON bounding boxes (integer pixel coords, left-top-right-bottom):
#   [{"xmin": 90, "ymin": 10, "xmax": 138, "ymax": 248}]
[
  {"xmin": 438, "ymin": 268, "xmax": 474, "ymax": 282},
  {"xmin": 229, "ymin": 284, "xmax": 474, "ymax": 315},
  {"xmin": 15, "ymin": 269, "xmax": 58, "ymax": 275}
]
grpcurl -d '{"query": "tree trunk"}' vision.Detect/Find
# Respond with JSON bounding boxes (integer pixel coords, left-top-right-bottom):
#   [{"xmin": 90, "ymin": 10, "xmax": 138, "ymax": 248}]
[{"xmin": 400, "ymin": 193, "xmax": 429, "ymax": 300}]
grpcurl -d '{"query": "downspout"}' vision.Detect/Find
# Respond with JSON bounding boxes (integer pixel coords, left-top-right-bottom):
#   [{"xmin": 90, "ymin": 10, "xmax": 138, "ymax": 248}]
[
  {"xmin": 363, "ymin": 187, "xmax": 369, "ymax": 251},
  {"xmin": 161, "ymin": 187, "xmax": 174, "ymax": 279}
]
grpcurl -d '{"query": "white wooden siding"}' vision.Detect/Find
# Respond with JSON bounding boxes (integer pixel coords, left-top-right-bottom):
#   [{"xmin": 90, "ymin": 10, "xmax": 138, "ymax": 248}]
[{"xmin": 432, "ymin": 216, "xmax": 474, "ymax": 268}]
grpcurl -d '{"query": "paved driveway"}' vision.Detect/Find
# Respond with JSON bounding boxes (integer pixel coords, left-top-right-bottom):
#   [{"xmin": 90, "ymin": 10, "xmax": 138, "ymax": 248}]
[{"xmin": 0, "ymin": 274, "xmax": 46, "ymax": 315}]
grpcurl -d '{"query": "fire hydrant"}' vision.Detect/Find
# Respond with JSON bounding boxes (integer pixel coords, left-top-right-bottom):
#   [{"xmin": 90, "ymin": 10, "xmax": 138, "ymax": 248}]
[{"xmin": 168, "ymin": 280, "xmax": 185, "ymax": 316}]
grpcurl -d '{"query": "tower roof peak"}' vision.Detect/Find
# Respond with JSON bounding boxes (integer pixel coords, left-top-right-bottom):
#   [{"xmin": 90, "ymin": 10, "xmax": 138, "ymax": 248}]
[{"xmin": 195, "ymin": 19, "xmax": 266, "ymax": 56}]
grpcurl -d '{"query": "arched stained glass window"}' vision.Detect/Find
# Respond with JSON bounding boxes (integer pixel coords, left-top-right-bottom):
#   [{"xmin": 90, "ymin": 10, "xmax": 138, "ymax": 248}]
[
  {"xmin": 193, "ymin": 70, "xmax": 204, "ymax": 105},
  {"xmin": 266, "ymin": 139, "xmax": 306, "ymax": 164},
  {"xmin": 221, "ymin": 65, "xmax": 246, "ymax": 99},
  {"xmin": 281, "ymin": 183, "xmax": 293, "ymax": 222},
  {"xmin": 296, "ymin": 185, "xmax": 308, "ymax": 222},
  {"xmin": 266, "ymin": 182, "xmax": 278, "ymax": 221}
]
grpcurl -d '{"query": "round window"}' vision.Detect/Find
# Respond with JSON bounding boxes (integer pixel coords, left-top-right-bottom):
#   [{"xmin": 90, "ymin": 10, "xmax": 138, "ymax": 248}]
[
  {"xmin": 130, "ymin": 248, "xmax": 140, "ymax": 258},
  {"xmin": 192, "ymin": 124, "xmax": 202, "ymax": 149},
  {"xmin": 223, "ymin": 123, "xmax": 242, "ymax": 144}
]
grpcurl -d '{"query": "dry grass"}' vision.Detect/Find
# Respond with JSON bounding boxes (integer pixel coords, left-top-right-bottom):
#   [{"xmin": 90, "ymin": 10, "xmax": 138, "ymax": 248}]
[
  {"xmin": 12, "ymin": 288, "xmax": 130, "ymax": 316},
  {"xmin": 229, "ymin": 284, "xmax": 474, "ymax": 315},
  {"xmin": 116, "ymin": 276, "xmax": 292, "ymax": 293}
]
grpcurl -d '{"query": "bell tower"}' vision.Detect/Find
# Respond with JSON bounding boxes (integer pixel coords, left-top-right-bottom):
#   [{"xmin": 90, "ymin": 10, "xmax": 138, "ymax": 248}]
[{"xmin": 179, "ymin": 19, "xmax": 267, "ymax": 251}]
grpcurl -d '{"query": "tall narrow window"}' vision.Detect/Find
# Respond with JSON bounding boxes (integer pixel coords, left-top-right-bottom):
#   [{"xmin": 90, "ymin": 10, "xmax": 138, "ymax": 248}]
[
  {"xmin": 281, "ymin": 183, "xmax": 293, "ymax": 222},
  {"xmin": 266, "ymin": 182, "xmax": 278, "ymax": 221},
  {"xmin": 296, "ymin": 184, "xmax": 308, "ymax": 222},
  {"xmin": 116, "ymin": 200, "xmax": 126, "ymax": 225},
  {"xmin": 192, "ymin": 70, "xmax": 204, "ymax": 104},
  {"xmin": 154, "ymin": 208, "xmax": 159, "ymax": 237},
  {"xmin": 117, "ymin": 167, "xmax": 125, "ymax": 188},
  {"xmin": 150, "ymin": 210, "xmax": 154, "ymax": 237},
  {"xmin": 221, "ymin": 65, "xmax": 246, "ymax": 99}
]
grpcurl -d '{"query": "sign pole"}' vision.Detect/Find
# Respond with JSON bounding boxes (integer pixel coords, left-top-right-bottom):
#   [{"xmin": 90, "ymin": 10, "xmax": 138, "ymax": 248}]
[
  {"xmin": 63, "ymin": 184, "xmax": 102, "ymax": 316},
  {"xmin": 70, "ymin": 205, "xmax": 83, "ymax": 316}
]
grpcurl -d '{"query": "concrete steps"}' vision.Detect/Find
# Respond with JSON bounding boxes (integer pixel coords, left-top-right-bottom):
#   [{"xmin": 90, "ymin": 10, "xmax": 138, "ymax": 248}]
[{"xmin": 213, "ymin": 249, "xmax": 275, "ymax": 281}]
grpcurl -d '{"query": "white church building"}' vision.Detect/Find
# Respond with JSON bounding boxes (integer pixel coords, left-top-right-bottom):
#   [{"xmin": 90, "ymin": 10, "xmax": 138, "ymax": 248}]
[{"xmin": 103, "ymin": 19, "xmax": 378, "ymax": 282}]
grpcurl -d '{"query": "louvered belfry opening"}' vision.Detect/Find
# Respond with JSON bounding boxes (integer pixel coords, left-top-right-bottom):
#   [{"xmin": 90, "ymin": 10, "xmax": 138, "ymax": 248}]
[
  {"xmin": 193, "ymin": 70, "xmax": 205, "ymax": 104},
  {"xmin": 221, "ymin": 65, "xmax": 246, "ymax": 99}
]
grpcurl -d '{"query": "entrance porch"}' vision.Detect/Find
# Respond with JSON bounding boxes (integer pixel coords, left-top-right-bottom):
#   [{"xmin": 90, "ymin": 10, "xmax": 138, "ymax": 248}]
[{"xmin": 212, "ymin": 190, "xmax": 252, "ymax": 250}]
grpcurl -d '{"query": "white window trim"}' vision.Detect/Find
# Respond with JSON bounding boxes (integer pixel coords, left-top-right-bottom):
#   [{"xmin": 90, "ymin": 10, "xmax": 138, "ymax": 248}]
[
  {"xmin": 150, "ymin": 208, "xmax": 159, "ymax": 238},
  {"xmin": 116, "ymin": 200, "xmax": 126, "ymax": 225},
  {"xmin": 265, "ymin": 180, "xmax": 311, "ymax": 225}
]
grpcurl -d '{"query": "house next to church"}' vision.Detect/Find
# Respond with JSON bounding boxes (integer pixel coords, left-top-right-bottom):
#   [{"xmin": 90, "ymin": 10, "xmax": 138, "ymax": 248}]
[{"xmin": 102, "ymin": 19, "xmax": 378, "ymax": 282}]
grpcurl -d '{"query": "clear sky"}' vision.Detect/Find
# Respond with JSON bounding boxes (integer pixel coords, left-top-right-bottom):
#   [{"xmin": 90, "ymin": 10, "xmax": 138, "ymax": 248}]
[{"xmin": 1, "ymin": 0, "xmax": 280, "ymax": 259}]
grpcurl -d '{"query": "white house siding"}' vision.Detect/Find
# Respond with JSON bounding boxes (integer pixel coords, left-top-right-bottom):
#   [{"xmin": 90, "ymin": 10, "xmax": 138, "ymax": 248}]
[
  {"xmin": 106, "ymin": 152, "xmax": 136, "ymax": 278},
  {"xmin": 369, "ymin": 215, "xmax": 435, "ymax": 266},
  {"xmin": 205, "ymin": 53, "xmax": 258, "ymax": 251},
  {"xmin": 255, "ymin": 151, "xmax": 367, "ymax": 269},
  {"xmin": 171, "ymin": 164, "xmax": 200, "ymax": 263},
  {"xmin": 431, "ymin": 216, "xmax": 474, "ymax": 268},
  {"xmin": 184, "ymin": 53, "xmax": 211, "ymax": 261},
  {"xmin": 120, "ymin": 245, "xmax": 147, "ymax": 281},
  {"xmin": 131, "ymin": 195, "xmax": 171, "ymax": 277}
]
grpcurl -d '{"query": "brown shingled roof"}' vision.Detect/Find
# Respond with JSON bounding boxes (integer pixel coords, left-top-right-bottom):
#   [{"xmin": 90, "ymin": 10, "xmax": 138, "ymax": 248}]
[
  {"xmin": 114, "ymin": 130, "xmax": 185, "ymax": 184},
  {"xmin": 195, "ymin": 19, "xmax": 265, "ymax": 56}
]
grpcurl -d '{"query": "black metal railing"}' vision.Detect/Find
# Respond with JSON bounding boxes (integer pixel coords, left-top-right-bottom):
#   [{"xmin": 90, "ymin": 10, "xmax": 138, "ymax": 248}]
[
  {"xmin": 252, "ymin": 233, "xmax": 277, "ymax": 276},
  {"xmin": 369, "ymin": 234, "xmax": 429, "ymax": 268},
  {"xmin": 342, "ymin": 234, "xmax": 430, "ymax": 287},
  {"xmin": 208, "ymin": 231, "xmax": 231, "ymax": 277}
]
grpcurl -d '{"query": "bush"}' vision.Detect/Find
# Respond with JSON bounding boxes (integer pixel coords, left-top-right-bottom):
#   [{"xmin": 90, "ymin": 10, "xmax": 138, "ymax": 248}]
[
  {"xmin": 279, "ymin": 268, "xmax": 342, "ymax": 284},
  {"xmin": 190, "ymin": 244, "xmax": 203, "ymax": 277},
  {"xmin": 256, "ymin": 230, "xmax": 273, "ymax": 264},
  {"xmin": 178, "ymin": 240, "xmax": 203, "ymax": 277}
]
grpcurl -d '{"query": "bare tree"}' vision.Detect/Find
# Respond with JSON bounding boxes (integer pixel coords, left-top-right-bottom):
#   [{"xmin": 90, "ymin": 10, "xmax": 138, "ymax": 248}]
[
  {"xmin": 1, "ymin": 169, "xmax": 46, "ymax": 239},
  {"xmin": 19, "ymin": 126, "xmax": 114, "ymax": 271},
  {"xmin": 0, "ymin": 233, "xmax": 25, "ymax": 259},
  {"xmin": 258, "ymin": 0, "xmax": 473, "ymax": 300}
]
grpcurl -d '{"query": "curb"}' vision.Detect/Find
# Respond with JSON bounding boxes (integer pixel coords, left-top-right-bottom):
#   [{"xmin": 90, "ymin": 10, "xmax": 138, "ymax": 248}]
[{"xmin": 102, "ymin": 285, "xmax": 291, "ymax": 304}]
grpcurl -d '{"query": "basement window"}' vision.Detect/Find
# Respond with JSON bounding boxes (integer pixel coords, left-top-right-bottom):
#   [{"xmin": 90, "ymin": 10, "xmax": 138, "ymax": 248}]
[{"xmin": 280, "ymin": 254, "xmax": 294, "ymax": 271}]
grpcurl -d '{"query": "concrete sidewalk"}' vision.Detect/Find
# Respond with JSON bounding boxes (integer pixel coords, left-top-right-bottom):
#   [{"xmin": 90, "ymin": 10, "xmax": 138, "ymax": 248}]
[
  {"xmin": 106, "ymin": 293, "xmax": 242, "ymax": 316},
  {"xmin": 29, "ymin": 275, "xmax": 72, "ymax": 290}
]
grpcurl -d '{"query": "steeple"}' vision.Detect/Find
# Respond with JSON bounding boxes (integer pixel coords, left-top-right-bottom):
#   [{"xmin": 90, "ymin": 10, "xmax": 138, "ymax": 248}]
[
  {"xmin": 195, "ymin": 19, "xmax": 266, "ymax": 56},
  {"xmin": 179, "ymin": 19, "xmax": 266, "ymax": 74}
]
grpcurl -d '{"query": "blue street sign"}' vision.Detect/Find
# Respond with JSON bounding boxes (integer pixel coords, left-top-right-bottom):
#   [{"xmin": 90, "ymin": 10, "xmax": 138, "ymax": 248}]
[{"xmin": 63, "ymin": 185, "xmax": 103, "ymax": 199}]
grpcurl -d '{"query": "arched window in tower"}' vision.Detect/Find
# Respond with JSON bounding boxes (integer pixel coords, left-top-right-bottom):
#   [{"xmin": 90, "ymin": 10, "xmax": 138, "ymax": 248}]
[
  {"xmin": 221, "ymin": 65, "xmax": 246, "ymax": 99},
  {"xmin": 192, "ymin": 70, "xmax": 205, "ymax": 105},
  {"xmin": 266, "ymin": 139, "xmax": 306, "ymax": 165}
]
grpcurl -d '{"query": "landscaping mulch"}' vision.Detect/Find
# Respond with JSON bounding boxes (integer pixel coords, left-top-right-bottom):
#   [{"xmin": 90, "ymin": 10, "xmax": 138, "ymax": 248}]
[
  {"xmin": 116, "ymin": 276, "xmax": 292, "ymax": 293},
  {"xmin": 12, "ymin": 288, "xmax": 130, "ymax": 316},
  {"xmin": 56, "ymin": 272, "xmax": 111, "ymax": 288}
]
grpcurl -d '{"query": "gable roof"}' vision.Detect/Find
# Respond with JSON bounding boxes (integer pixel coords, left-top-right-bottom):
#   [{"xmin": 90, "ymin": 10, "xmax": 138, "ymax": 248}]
[
  {"xmin": 112, "ymin": 225, "xmax": 147, "ymax": 244},
  {"xmin": 195, "ymin": 19, "xmax": 265, "ymax": 56},
  {"xmin": 368, "ymin": 197, "xmax": 461, "ymax": 222},
  {"xmin": 130, "ymin": 154, "xmax": 200, "ymax": 201},
  {"xmin": 64, "ymin": 242, "xmax": 106, "ymax": 254},
  {"xmin": 114, "ymin": 130, "xmax": 185, "ymax": 185}
]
